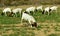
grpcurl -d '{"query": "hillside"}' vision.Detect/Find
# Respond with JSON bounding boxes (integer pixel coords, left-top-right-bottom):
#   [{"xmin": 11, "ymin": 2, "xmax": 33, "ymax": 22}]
[{"xmin": 0, "ymin": 0, "xmax": 60, "ymax": 6}]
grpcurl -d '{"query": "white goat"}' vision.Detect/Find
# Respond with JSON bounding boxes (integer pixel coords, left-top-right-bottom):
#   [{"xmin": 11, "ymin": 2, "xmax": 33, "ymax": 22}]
[
  {"xmin": 21, "ymin": 12, "xmax": 37, "ymax": 27},
  {"xmin": 50, "ymin": 6, "xmax": 58, "ymax": 13},
  {"xmin": 42, "ymin": 7, "xmax": 51, "ymax": 15},
  {"xmin": 12, "ymin": 8, "xmax": 22, "ymax": 17},
  {"xmin": 36, "ymin": 6, "xmax": 43, "ymax": 12},
  {"xmin": 3, "ymin": 8, "xmax": 11, "ymax": 16},
  {"xmin": 26, "ymin": 7, "xmax": 35, "ymax": 14}
]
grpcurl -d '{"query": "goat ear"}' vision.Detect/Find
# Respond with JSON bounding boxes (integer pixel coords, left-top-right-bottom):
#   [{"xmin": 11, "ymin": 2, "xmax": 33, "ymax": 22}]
[
  {"xmin": 34, "ymin": 22, "xmax": 37, "ymax": 27},
  {"xmin": 24, "ymin": 11, "xmax": 26, "ymax": 13},
  {"xmin": 42, "ymin": 10, "xmax": 44, "ymax": 14},
  {"xmin": 24, "ymin": 11, "xmax": 28, "ymax": 14},
  {"xmin": 32, "ymin": 22, "xmax": 37, "ymax": 28},
  {"xmin": 49, "ymin": 9, "xmax": 51, "ymax": 12},
  {"xmin": 35, "ymin": 9, "xmax": 37, "ymax": 12}
]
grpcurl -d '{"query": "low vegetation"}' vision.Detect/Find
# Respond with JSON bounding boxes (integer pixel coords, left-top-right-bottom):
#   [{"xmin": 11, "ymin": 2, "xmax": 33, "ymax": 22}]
[
  {"xmin": 0, "ymin": 0, "xmax": 60, "ymax": 6},
  {"xmin": 0, "ymin": 5, "xmax": 60, "ymax": 36}
]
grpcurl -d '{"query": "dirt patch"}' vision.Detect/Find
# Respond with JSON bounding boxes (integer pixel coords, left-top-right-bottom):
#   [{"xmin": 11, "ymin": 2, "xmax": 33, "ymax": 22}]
[
  {"xmin": 0, "ymin": 23, "xmax": 60, "ymax": 36},
  {"xmin": 34, "ymin": 30, "xmax": 46, "ymax": 36}
]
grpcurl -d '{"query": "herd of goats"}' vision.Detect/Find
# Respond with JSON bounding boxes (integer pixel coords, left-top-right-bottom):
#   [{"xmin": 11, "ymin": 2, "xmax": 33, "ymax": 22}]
[{"xmin": 1, "ymin": 6, "xmax": 58, "ymax": 28}]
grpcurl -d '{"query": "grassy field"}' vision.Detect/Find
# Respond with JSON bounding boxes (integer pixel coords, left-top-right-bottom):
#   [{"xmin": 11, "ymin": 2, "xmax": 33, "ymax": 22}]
[
  {"xmin": 0, "ymin": 5, "xmax": 60, "ymax": 24},
  {"xmin": 0, "ymin": 23, "xmax": 60, "ymax": 36},
  {"xmin": 0, "ymin": 5, "xmax": 60, "ymax": 36}
]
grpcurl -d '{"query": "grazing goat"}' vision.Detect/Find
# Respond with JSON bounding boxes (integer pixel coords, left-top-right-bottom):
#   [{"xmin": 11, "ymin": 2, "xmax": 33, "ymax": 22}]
[
  {"xmin": 2, "ymin": 8, "xmax": 11, "ymax": 16},
  {"xmin": 21, "ymin": 12, "xmax": 37, "ymax": 27},
  {"xmin": 36, "ymin": 6, "xmax": 43, "ymax": 12},
  {"xmin": 12, "ymin": 8, "xmax": 22, "ymax": 17},
  {"xmin": 25, "ymin": 7, "xmax": 35, "ymax": 14},
  {"xmin": 42, "ymin": 7, "xmax": 51, "ymax": 15},
  {"xmin": 50, "ymin": 6, "xmax": 58, "ymax": 13}
]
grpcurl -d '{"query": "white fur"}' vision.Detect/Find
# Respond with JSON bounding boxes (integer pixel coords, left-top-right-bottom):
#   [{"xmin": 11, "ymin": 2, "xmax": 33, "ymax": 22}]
[
  {"xmin": 44, "ymin": 7, "xmax": 50, "ymax": 15},
  {"xmin": 36, "ymin": 6, "xmax": 43, "ymax": 11},
  {"xmin": 26, "ymin": 7, "xmax": 35, "ymax": 14},
  {"xmin": 21, "ymin": 12, "xmax": 36, "ymax": 24},
  {"xmin": 12, "ymin": 8, "xmax": 22, "ymax": 17},
  {"xmin": 50, "ymin": 6, "xmax": 57, "ymax": 13},
  {"xmin": 3, "ymin": 8, "xmax": 11, "ymax": 16}
]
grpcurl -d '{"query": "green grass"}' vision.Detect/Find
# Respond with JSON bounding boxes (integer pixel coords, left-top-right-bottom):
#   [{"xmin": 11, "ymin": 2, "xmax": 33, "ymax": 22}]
[
  {"xmin": 0, "ymin": 6, "xmax": 60, "ymax": 24},
  {"xmin": 0, "ymin": 23, "xmax": 60, "ymax": 36},
  {"xmin": 1, "ymin": 26, "xmax": 35, "ymax": 36},
  {"xmin": 48, "ymin": 34, "xmax": 60, "ymax": 36},
  {"xmin": 0, "ymin": 16, "xmax": 21, "ymax": 24},
  {"xmin": 0, "ymin": 5, "xmax": 60, "ymax": 36}
]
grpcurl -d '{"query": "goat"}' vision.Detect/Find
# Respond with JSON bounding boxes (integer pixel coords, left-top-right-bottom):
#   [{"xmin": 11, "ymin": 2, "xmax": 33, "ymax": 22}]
[
  {"xmin": 2, "ymin": 8, "xmax": 11, "ymax": 16},
  {"xmin": 42, "ymin": 7, "xmax": 51, "ymax": 15},
  {"xmin": 50, "ymin": 6, "xmax": 58, "ymax": 13},
  {"xmin": 21, "ymin": 12, "xmax": 37, "ymax": 27},
  {"xmin": 36, "ymin": 6, "xmax": 43, "ymax": 12},
  {"xmin": 26, "ymin": 7, "xmax": 35, "ymax": 15},
  {"xmin": 12, "ymin": 8, "xmax": 22, "ymax": 17}
]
